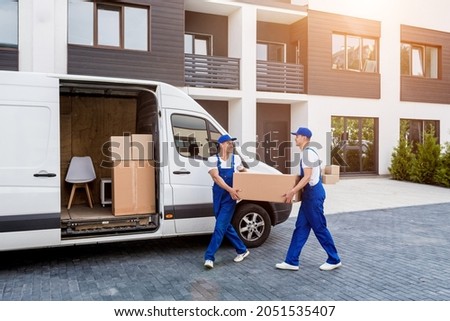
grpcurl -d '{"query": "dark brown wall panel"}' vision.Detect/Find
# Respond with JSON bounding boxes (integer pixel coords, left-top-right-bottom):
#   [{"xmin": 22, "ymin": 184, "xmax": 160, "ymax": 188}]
[
  {"xmin": 401, "ymin": 25, "xmax": 450, "ymax": 104},
  {"xmin": 0, "ymin": 48, "xmax": 18, "ymax": 71},
  {"xmin": 307, "ymin": 10, "xmax": 381, "ymax": 99},
  {"xmin": 290, "ymin": 18, "xmax": 308, "ymax": 91},
  {"xmin": 197, "ymin": 100, "xmax": 229, "ymax": 131},
  {"xmin": 185, "ymin": 11, "xmax": 228, "ymax": 57},
  {"xmin": 68, "ymin": 0, "xmax": 184, "ymax": 86},
  {"xmin": 258, "ymin": 22, "xmax": 295, "ymax": 63}
]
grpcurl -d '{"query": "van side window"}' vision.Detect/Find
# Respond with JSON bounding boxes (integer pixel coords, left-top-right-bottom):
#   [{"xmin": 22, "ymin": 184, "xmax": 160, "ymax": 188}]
[{"xmin": 171, "ymin": 114, "xmax": 221, "ymax": 159}]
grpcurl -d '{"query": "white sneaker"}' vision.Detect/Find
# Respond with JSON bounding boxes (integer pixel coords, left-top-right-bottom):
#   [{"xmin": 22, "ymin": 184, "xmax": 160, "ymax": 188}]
[
  {"xmin": 233, "ymin": 250, "xmax": 250, "ymax": 262},
  {"xmin": 204, "ymin": 260, "xmax": 214, "ymax": 269},
  {"xmin": 275, "ymin": 262, "xmax": 299, "ymax": 271},
  {"xmin": 319, "ymin": 262, "xmax": 342, "ymax": 271}
]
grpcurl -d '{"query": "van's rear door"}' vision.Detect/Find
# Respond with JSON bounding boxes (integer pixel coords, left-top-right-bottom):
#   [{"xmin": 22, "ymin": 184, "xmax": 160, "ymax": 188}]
[{"xmin": 0, "ymin": 72, "xmax": 60, "ymax": 250}]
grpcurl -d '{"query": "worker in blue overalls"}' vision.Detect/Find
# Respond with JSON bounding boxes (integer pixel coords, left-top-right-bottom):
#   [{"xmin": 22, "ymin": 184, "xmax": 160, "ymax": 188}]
[
  {"xmin": 277, "ymin": 127, "xmax": 342, "ymax": 271},
  {"xmin": 204, "ymin": 134, "xmax": 250, "ymax": 269}
]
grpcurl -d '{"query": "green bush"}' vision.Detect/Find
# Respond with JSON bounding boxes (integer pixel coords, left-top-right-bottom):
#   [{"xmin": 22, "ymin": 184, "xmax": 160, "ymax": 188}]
[
  {"xmin": 409, "ymin": 132, "xmax": 442, "ymax": 185},
  {"xmin": 389, "ymin": 137, "xmax": 414, "ymax": 181},
  {"xmin": 434, "ymin": 142, "xmax": 450, "ymax": 187}
]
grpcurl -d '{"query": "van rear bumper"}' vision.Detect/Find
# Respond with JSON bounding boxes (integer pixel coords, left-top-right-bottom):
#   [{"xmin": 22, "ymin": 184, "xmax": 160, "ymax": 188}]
[{"xmin": 269, "ymin": 202, "xmax": 292, "ymax": 226}]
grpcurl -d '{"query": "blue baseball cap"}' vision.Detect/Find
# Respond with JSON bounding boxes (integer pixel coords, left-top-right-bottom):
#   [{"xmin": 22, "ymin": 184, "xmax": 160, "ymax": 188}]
[
  {"xmin": 217, "ymin": 134, "xmax": 237, "ymax": 144},
  {"xmin": 291, "ymin": 127, "xmax": 312, "ymax": 138}
]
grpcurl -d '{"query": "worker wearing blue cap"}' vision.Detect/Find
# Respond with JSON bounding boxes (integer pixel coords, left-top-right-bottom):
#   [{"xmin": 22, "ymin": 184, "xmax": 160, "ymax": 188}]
[
  {"xmin": 204, "ymin": 134, "xmax": 250, "ymax": 269},
  {"xmin": 276, "ymin": 127, "xmax": 342, "ymax": 271}
]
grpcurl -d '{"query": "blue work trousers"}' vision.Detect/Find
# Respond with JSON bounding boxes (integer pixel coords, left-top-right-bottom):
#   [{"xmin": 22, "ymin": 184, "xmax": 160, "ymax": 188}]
[
  {"xmin": 285, "ymin": 181, "xmax": 340, "ymax": 266},
  {"xmin": 205, "ymin": 185, "xmax": 247, "ymax": 261}
]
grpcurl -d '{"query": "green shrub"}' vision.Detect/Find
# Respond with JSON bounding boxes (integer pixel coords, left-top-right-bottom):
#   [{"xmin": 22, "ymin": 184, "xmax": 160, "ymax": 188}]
[
  {"xmin": 434, "ymin": 142, "xmax": 450, "ymax": 187},
  {"xmin": 409, "ymin": 131, "xmax": 442, "ymax": 185},
  {"xmin": 389, "ymin": 137, "xmax": 414, "ymax": 181}
]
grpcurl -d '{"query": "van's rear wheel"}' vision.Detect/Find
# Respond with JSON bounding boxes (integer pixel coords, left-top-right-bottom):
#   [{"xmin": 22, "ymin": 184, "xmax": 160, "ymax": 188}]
[{"xmin": 232, "ymin": 203, "xmax": 271, "ymax": 248}]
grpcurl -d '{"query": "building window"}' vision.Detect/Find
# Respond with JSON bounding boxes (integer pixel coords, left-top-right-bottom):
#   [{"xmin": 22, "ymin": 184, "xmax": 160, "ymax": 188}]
[
  {"xmin": 184, "ymin": 33, "xmax": 212, "ymax": 55},
  {"xmin": 400, "ymin": 119, "xmax": 440, "ymax": 149},
  {"xmin": 257, "ymin": 41, "xmax": 285, "ymax": 63},
  {"xmin": 400, "ymin": 43, "xmax": 439, "ymax": 78},
  {"xmin": 0, "ymin": 0, "xmax": 18, "ymax": 47},
  {"xmin": 332, "ymin": 34, "xmax": 378, "ymax": 72},
  {"xmin": 68, "ymin": 0, "xmax": 149, "ymax": 51}
]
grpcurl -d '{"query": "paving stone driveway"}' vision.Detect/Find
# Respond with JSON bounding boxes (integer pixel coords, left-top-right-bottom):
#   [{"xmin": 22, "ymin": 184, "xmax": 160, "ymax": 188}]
[{"xmin": 1, "ymin": 203, "xmax": 449, "ymax": 301}]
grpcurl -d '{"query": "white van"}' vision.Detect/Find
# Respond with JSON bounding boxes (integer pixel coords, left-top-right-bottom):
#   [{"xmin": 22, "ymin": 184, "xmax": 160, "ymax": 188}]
[{"xmin": 0, "ymin": 71, "xmax": 292, "ymax": 252}]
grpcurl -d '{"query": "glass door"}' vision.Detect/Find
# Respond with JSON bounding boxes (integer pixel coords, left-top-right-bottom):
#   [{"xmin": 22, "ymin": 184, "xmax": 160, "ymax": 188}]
[{"xmin": 331, "ymin": 116, "xmax": 378, "ymax": 175}]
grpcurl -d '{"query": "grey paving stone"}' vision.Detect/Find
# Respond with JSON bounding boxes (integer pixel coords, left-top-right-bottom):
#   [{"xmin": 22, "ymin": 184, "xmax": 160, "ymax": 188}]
[{"xmin": 0, "ymin": 203, "xmax": 449, "ymax": 301}]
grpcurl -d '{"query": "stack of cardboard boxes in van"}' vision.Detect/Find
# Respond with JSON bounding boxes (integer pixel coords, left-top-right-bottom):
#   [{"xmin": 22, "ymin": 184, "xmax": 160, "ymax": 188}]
[{"xmin": 110, "ymin": 134, "xmax": 155, "ymax": 216}]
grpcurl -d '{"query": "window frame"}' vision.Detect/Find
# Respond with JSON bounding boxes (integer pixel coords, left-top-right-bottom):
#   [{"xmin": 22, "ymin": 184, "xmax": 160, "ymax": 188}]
[
  {"xmin": 184, "ymin": 33, "xmax": 213, "ymax": 56},
  {"xmin": 332, "ymin": 33, "xmax": 378, "ymax": 73},
  {"xmin": 400, "ymin": 42, "xmax": 439, "ymax": 79},
  {"xmin": 400, "ymin": 119, "xmax": 440, "ymax": 148},
  {"xmin": 257, "ymin": 41, "xmax": 286, "ymax": 63},
  {"xmin": 69, "ymin": 0, "xmax": 150, "ymax": 52}
]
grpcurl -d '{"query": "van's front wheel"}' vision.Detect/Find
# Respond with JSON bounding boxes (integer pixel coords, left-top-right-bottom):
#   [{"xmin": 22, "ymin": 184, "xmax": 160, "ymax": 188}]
[{"xmin": 232, "ymin": 203, "xmax": 271, "ymax": 248}]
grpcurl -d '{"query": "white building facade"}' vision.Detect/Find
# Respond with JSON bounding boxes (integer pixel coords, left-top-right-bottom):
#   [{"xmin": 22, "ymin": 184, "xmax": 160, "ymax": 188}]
[{"xmin": 1, "ymin": 0, "xmax": 450, "ymax": 175}]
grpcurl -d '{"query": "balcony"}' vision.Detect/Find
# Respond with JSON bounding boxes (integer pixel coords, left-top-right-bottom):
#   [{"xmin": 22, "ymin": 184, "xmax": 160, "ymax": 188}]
[
  {"xmin": 257, "ymin": 60, "xmax": 304, "ymax": 94},
  {"xmin": 184, "ymin": 54, "xmax": 240, "ymax": 89},
  {"xmin": 184, "ymin": 54, "xmax": 305, "ymax": 94}
]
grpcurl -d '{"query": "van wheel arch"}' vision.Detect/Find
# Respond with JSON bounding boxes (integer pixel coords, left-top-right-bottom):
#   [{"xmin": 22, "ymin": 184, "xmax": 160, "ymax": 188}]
[{"xmin": 232, "ymin": 202, "xmax": 271, "ymax": 248}]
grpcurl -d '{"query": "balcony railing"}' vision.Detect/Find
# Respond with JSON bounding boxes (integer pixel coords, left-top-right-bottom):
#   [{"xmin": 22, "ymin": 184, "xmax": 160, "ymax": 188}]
[
  {"xmin": 257, "ymin": 60, "xmax": 304, "ymax": 94},
  {"xmin": 184, "ymin": 55, "xmax": 304, "ymax": 94},
  {"xmin": 184, "ymin": 54, "xmax": 240, "ymax": 89}
]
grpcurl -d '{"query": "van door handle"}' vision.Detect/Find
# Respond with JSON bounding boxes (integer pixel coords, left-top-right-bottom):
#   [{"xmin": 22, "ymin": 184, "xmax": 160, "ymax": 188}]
[
  {"xmin": 34, "ymin": 172, "xmax": 57, "ymax": 177},
  {"xmin": 173, "ymin": 170, "xmax": 191, "ymax": 175}
]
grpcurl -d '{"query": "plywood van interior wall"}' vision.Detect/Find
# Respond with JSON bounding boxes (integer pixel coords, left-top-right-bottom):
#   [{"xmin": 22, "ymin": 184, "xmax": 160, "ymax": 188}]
[{"xmin": 60, "ymin": 95, "xmax": 137, "ymax": 207}]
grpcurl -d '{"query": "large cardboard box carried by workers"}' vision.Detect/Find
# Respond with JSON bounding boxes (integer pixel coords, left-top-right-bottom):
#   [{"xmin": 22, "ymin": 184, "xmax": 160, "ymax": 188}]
[{"xmin": 233, "ymin": 172, "xmax": 301, "ymax": 203}]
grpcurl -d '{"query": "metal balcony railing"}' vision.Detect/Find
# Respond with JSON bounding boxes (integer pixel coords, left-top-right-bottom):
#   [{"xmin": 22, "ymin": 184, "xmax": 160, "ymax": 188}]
[
  {"xmin": 184, "ymin": 55, "xmax": 304, "ymax": 94},
  {"xmin": 257, "ymin": 60, "xmax": 304, "ymax": 94},
  {"xmin": 184, "ymin": 54, "xmax": 240, "ymax": 89}
]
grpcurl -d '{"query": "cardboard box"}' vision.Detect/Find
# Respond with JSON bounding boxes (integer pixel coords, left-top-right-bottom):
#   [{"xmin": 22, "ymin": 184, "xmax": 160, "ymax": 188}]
[
  {"xmin": 325, "ymin": 165, "xmax": 340, "ymax": 176},
  {"xmin": 112, "ymin": 160, "xmax": 156, "ymax": 215},
  {"xmin": 322, "ymin": 174, "xmax": 339, "ymax": 185},
  {"xmin": 110, "ymin": 136, "xmax": 132, "ymax": 161},
  {"xmin": 135, "ymin": 161, "xmax": 156, "ymax": 214},
  {"xmin": 131, "ymin": 134, "xmax": 153, "ymax": 160},
  {"xmin": 233, "ymin": 172, "xmax": 301, "ymax": 203},
  {"xmin": 112, "ymin": 161, "xmax": 135, "ymax": 215}
]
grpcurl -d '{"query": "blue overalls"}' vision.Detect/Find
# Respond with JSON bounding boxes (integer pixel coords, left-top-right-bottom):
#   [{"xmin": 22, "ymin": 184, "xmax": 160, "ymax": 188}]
[
  {"xmin": 204, "ymin": 154, "xmax": 247, "ymax": 262},
  {"xmin": 284, "ymin": 148, "xmax": 341, "ymax": 266}
]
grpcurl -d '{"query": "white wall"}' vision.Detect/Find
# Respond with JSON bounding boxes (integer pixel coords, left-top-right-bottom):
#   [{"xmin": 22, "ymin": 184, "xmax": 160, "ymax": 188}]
[
  {"xmin": 306, "ymin": 0, "xmax": 450, "ymax": 174},
  {"xmin": 19, "ymin": 0, "xmax": 67, "ymax": 73},
  {"xmin": 228, "ymin": 6, "xmax": 257, "ymax": 146}
]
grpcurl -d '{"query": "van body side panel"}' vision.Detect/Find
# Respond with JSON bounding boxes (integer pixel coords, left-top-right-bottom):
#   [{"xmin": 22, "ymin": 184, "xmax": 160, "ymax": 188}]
[
  {"xmin": 0, "ymin": 230, "xmax": 60, "ymax": 251},
  {"xmin": 0, "ymin": 72, "xmax": 60, "ymax": 249}
]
